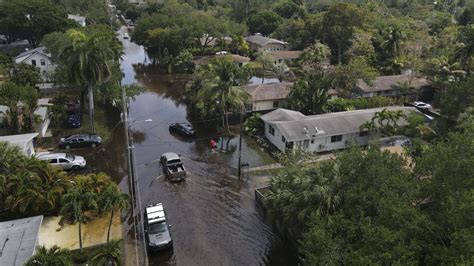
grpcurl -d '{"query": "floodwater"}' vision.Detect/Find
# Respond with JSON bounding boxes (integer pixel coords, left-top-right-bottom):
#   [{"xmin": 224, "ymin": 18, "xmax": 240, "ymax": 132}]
[{"xmin": 116, "ymin": 27, "xmax": 296, "ymax": 266}]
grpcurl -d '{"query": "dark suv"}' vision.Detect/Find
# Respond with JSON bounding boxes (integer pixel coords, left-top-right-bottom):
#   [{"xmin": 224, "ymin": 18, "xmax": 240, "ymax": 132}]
[
  {"xmin": 59, "ymin": 134, "xmax": 102, "ymax": 149},
  {"xmin": 169, "ymin": 123, "xmax": 196, "ymax": 137}
]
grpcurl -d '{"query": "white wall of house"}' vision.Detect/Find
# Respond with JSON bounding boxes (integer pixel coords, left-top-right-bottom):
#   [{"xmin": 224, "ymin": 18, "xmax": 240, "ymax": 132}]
[
  {"xmin": 264, "ymin": 123, "xmax": 287, "ymax": 151},
  {"xmin": 265, "ymin": 121, "xmax": 374, "ymax": 153},
  {"xmin": 16, "ymin": 53, "xmax": 55, "ymax": 81},
  {"xmin": 252, "ymin": 99, "xmax": 285, "ymax": 111},
  {"xmin": 262, "ymin": 43, "xmax": 287, "ymax": 52},
  {"xmin": 360, "ymin": 89, "xmax": 400, "ymax": 98}
]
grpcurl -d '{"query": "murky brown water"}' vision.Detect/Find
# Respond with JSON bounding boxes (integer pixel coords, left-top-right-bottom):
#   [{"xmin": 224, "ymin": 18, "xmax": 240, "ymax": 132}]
[{"xmin": 99, "ymin": 27, "xmax": 297, "ymax": 265}]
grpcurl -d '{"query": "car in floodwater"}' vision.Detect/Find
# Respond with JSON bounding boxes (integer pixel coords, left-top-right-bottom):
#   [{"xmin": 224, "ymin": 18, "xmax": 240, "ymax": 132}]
[
  {"xmin": 160, "ymin": 152, "xmax": 186, "ymax": 182},
  {"xmin": 59, "ymin": 134, "xmax": 102, "ymax": 149},
  {"xmin": 169, "ymin": 123, "xmax": 196, "ymax": 137},
  {"xmin": 144, "ymin": 203, "xmax": 173, "ymax": 251}
]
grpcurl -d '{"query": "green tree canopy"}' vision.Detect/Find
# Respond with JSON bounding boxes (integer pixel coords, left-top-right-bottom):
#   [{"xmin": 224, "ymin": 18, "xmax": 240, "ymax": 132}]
[
  {"xmin": 286, "ymin": 70, "xmax": 332, "ymax": 115},
  {"xmin": 0, "ymin": 0, "xmax": 74, "ymax": 46},
  {"xmin": 247, "ymin": 10, "xmax": 283, "ymax": 36}
]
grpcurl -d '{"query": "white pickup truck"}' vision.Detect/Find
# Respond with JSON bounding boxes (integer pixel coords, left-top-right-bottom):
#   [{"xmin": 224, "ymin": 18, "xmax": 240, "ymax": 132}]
[{"xmin": 160, "ymin": 152, "xmax": 186, "ymax": 182}]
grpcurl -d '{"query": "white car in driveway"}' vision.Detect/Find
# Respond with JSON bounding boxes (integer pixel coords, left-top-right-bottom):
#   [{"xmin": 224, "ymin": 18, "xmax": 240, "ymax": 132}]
[
  {"xmin": 36, "ymin": 152, "xmax": 86, "ymax": 170},
  {"xmin": 413, "ymin": 101, "xmax": 432, "ymax": 110}
]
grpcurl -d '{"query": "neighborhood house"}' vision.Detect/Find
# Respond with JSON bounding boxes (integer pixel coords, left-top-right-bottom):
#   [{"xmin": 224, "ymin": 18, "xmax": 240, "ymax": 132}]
[
  {"xmin": 246, "ymin": 34, "xmax": 288, "ymax": 52},
  {"xmin": 14, "ymin": 47, "xmax": 55, "ymax": 82},
  {"xmin": 354, "ymin": 74, "xmax": 431, "ymax": 98},
  {"xmin": 0, "ymin": 133, "xmax": 38, "ymax": 156},
  {"xmin": 268, "ymin": 50, "xmax": 303, "ymax": 64},
  {"xmin": 241, "ymin": 82, "xmax": 293, "ymax": 111},
  {"xmin": 192, "ymin": 54, "xmax": 250, "ymax": 67},
  {"xmin": 261, "ymin": 107, "xmax": 418, "ymax": 153}
]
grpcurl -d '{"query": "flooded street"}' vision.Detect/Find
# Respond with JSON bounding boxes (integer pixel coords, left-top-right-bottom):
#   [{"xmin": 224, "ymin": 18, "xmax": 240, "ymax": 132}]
[{"xmin": 117, "ymin": 27, "xmax": 296, "ymax": 265}]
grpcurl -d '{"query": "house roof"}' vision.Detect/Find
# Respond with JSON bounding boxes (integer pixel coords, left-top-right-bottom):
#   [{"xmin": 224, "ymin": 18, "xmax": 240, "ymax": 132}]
[
  {"xmin": 192, "ymin": 54, "xmax": 250, "ymax": 65},
  {"xmin": 0, "ymin": 215, "xmax": 43, "ymax": 266},
  {"xmin": 0, "ymin": 133, "xmax": 38, "ymax": 154},
  {"xmin": 241, "ymin": 82, "xmax": 293, "ymax": 102},
  {"xmin": 268, "ymin": 50, "xmax": 302, "ymax": 60},
  {"xmin": 355, "ymin": 75, "xmax": 431, "ymax": 93},
  {"xmin": 34, "ymin": 106, "xmax": 48, "ymax": 121},
  {"xmin": 246, "ymin": 34, "xmax": 287, "ymax": 47},
  {"xmin": 14, "ymin": 47, "xmax": 51, "ymax": 63},
  {"xmin": 262, "ymin": 107, "xmax": 419, "ymax": 142}
]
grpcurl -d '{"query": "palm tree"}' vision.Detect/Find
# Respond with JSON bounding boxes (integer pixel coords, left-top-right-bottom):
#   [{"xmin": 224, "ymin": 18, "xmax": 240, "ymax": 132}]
[
  {"xmin": 270, "ymin": 62, "xmax": 292, "ymax": 82},
  {"xmin": 25, "ymin": 245, "xmax": 72, "ymax": 266},
  {"xmin": 197, "ymin": 58, "xmax": 250, "ymax": 133},
  {"xmin": 99, "ymin": 185, "xmax": 130, "ymax": 243},
  {"xmin": 361, "ymin": 108, "xmax": 407, "ymax": 137},
  {"xmin": 454, "ymin": 25, "xmax": 474, "ymax": 68},
  {"xmin": 256, "ymin": 50, "xmax": 275, "ymax": 83},
  {"xmin": 58, "ymin": 29, "xmax": 116, "ymax": 134},
  {"xmin": 381, "ymin": 26, "xmax": 405, "ymax": 59},
  {"xmin": 60, "ymin": 183, "xmax": 99, "ymax": 253},
  {"xmin": 90, "ymin": 239, "xmax": 122, "ymax": 266}
]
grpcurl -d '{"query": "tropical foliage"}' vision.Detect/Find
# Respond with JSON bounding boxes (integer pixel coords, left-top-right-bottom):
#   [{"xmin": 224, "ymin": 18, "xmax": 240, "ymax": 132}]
[{"xmin": 25, "ymin": 245, "xmax": 72, "ymax": 266}]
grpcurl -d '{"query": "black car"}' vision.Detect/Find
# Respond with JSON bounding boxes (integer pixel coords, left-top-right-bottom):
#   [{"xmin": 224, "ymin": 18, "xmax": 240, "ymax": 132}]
[
  {"xmin": 169, "ymin": 123, "xmax": 195, "ymax": 137},
  {"xmin": 59, "ymin": 134, "xmax": 102, "ymax": 149},
  {"xmin": 66, "ymin": 114, "xmax": 81, "ymax": 128}
]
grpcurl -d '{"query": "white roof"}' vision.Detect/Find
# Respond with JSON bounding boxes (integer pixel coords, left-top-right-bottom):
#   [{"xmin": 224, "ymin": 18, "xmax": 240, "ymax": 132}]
[
  {"xmin": 15, "ymin": 47, "xmax": 51, "ymax": 63},
  {"xmin": 34, "ymin": 106, "xmax": 48, "ymax": 121},
  {"xmin": 0, "ymin": 216, "xmax": 43, "ymax": 266},
  {"xmin": 0, "ymin": 133, "xmax": 38, "ymax": 153},
  {"xmin": 146, "ymin": 203, "xmax": 165, "ymax": 223},
  {"xmin": 262, "ymin": 107, "xmax": 419, "ymax": 142},
  {"xmin": 162, "ymin": 152, "xmax": 180, "ymax": 161}
]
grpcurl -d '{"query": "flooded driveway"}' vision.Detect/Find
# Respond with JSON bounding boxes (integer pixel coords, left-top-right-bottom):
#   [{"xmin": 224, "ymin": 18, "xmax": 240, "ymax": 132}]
[{"xmin": 117, "ymin": 27, "xmax": 295, "ymax": 265}]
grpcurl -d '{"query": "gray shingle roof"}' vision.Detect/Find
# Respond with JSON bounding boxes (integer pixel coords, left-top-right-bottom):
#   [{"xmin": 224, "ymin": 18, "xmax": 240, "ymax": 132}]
[
  {"xmin": 246, "ymin": 35, "xmax": 287, "ymax": 47},
  {"xmin": 0, "ymin": 216, "xmax": 43, "ymax": 266},
  {"xmin": 192, "ymin": 54, "xmax": 250, "ymax": 65},
  {"xmin": 268, "ymin": 50, "xmax": 302, "ymax": 60},
  {"xmin": 262, "ymin": 107, "xmax": 419, "ymax": 142},
  {"xmin": 15, "ymin": 46, "xmax": 50, "ymax": 60},
  {"xmin": 241, "ymin": 82, "xmax": 293, "ymax": 102},
  {"xmin": 355, "ymin": 75, "xmax": 431, "ymax": 93}
]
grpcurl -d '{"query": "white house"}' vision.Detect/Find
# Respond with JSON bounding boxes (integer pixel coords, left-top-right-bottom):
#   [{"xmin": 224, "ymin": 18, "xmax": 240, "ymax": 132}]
[
  {"xmin": 261, "ymin": 107, "xmax": 418, "ymax": 153},
  {"xmin": 68, "ymin": 14, "xmax": 86, "ymax": 27},
  {"xmin": 14, "ymin": 47, "xmax": 55, "ymax": 82},
  {"xmin": 0, "ymin": 133, "xmax": 38, "ymax": 156},
  {"xmin": 241, "ymin": 82, "xmax": 292, "ymax": 111},
  {"xmin": 354, "ymin": 74, "xmax": 431, "ymax": 98},
  {"xmin": 246, "ymin": 34, "xmax": 288, "ymax": 52}
]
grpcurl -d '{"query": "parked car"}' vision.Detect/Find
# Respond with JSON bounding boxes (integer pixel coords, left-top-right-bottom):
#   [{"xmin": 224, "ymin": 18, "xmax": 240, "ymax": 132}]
[
  {"xmin": 144, "ymin": 203, "xmax": 173, "ymax": 251},
  {"xmin": 59, "ymin": 134, "xmax": 102, "ymax": 149},
  {"xmin": 160, "ymin": 152, "xmax": 186, "ymax": 182},
  {"xmin": 390, "ymin": 138, "xmax": 412, "ymax": 147},
  {"xmin": 36, "ymin": 152, "xmax": 86, "ymax": 170},
  {"xmin": 123, "ymin": 32, "xmax": 130, "ymax": 39},
  {"xmin": 169, "ymin": 123, "xmax": 196, "ymax": 137},
  {"xmin": 413, "ymin": 101, "xmax": 432, "ymax": 110},
  {"xmin": 66, "ymin": 114, "xmax": 81, "ymax": 128}
]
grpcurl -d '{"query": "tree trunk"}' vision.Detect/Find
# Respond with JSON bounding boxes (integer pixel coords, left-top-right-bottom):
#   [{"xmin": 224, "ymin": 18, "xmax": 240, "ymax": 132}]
[
  {"xmin": 88, "ymin": 84, "xmax": 96, "ymax": 134},
  {"xmin": 337, "ymin": 44, "xmax": 342, "ymax": 65},
  {"xmin": 79, "ymin": 221, "xmax": 83, "ymax": 253},
  {"xmin": 107, "ymin": 209, "xmax": 114, "ymax": 243}
]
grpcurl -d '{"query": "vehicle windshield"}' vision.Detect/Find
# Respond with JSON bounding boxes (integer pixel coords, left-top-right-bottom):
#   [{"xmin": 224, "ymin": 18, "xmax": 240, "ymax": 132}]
[
  {"xmin": 65, "ymin": 154, "xmax": 75, "ymax": 160},
  {"xmin": 149, "ymin": 222, "xmax": 167, "ymax": 234}
]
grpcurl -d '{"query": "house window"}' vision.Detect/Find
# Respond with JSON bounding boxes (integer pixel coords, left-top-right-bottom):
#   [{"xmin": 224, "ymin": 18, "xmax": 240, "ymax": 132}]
[
  {"xmin": 273, "ymin": 101, "xmax": 279, "ymax": 108},
  {"xmin": 269, "ymin": 125, "xmax": 275, "ymax": 136},
  {"xmin": 331, "ymin": 135, "xmax": 343, "ymax": 143},
  {"xmin": 40, "ymin": 59, "xmax": 46, "ymax": 66},
  {"xmin": 359, "ymin": 131, "xmax": 369, "ymax": 137},
  {"xmin": 31, "ymin": 59, "xmax": 37, "ymax": 66},
  {"xmin": 311, "ymin": 139, "xmax": 314, "ymax": 144},
  {"xmin": 282, "ymin": 136, "xmax": 286, "ymax": 143}
]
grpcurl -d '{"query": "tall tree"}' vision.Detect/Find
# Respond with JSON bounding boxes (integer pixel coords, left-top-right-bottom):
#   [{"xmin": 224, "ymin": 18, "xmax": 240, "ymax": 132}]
[
  {"xmin": 454, "ymin": 25, "xmax": 474, "ymax": 68},
  {"xmin": 194, "ymin": 57, "xmax": 250, "ymax": 132},
  {"xmin": 58, "ymin": 29, "xmax": 116, "ymax": 134},
  {"xmin": 99, "ymin": 185, "xmax": 129, "ymax": 243},
  {"xmin": 0, "ymin": 0, "xmax": 74, "ymax": 46},
  {"xmin": 256, "ymin": 50, "xmax": 275, "ymax": 84},
  {"xmin": 247, "ymin": 10, "xmax": 283, "ymax": 36},
  {"xmin": 286, "ymin": 70, "xmax": 332, "ymax": 115},
  {"xmin": 25, "ymin": 245, "xmax": 72, "ymax": 266},
  {"xmin": 60, "ymin": 182, "xmax": 98, "ymax": 253},
  {"xmin": 322, "ymin": 3, "xmax": 363, "ymax": 64}
]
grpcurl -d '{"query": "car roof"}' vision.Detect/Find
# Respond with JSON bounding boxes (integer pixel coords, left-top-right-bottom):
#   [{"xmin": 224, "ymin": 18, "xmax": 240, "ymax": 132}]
[
  {"xmin": 175, "ymin": 122, "xmax": 192, "ymax": 128},
  {"xmin": 162, "ymin": 152, "xmax": 180, "ymax": 160},
  {"xmin": 37, "ymin": 152, "xmax": 67, "ymax": 159},
  {"xmin": 146, "ymin": 203, "xmax": 166, "ymax": 223}
]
